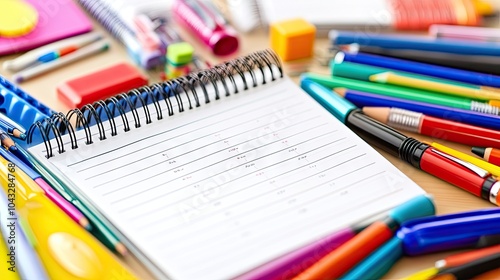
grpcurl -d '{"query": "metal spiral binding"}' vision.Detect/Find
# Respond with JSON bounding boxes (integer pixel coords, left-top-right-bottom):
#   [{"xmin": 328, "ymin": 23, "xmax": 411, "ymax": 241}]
[
  {"xmin": 471, "ymin": 101, "xmax": 500, "ymax": 115},
  {"xmin": 387, "ymin": 108, "xmax": 423, "ymax": 133},
  {"xmin": 77, "ymin": 0, "xmax": 134, "ymax": 43},
  {"xmin": 27, "ymin": 49, "xmax": 283, "ymax": 158}
]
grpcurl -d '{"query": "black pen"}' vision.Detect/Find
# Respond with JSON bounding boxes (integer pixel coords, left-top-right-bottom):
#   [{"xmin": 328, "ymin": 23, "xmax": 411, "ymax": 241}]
[
  {"xmin": 432, "ymin": 253, "xmax": 500, "ymax": 280},
  {"xmin": 300, "ymin": 77, "xmax": 500, "ymax": 205}
]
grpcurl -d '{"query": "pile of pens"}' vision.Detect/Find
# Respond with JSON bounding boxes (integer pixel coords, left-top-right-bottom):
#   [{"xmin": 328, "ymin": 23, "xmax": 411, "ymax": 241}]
[
  {"xmin": 0, "ymin": 109, "xmax": 136, "ymax": 277},
  {"xmin": 2, "ymin": 33, "xmax": 110, "ymax": 83},
  {"xmin": 294, "ymin": 24, "xmax": 500, "ymax": 279}
]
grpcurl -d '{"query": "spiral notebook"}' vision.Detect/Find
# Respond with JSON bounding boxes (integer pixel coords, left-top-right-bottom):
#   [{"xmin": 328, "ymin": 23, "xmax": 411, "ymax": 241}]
[{"xmin": 25, "ymin": 50, "xmax": 424, "ymax": 279}]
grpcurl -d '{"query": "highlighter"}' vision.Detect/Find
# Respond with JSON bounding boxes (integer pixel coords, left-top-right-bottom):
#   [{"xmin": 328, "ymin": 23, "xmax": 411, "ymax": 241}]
[
  {"xmin": 399, "ymin": 208, "xmax": 500, "ymax": 256},
  {"xmin": 338, "ymin": 195, "xmax": 435, "ymax": 280},
  {"xmin": 0, "ymin": 231, "xmax": 21, "ymax": 280},
  {"xmin": 294, "ymin": 195, "xmax": 435, "ymax": 280},
  {"xmin": 0, "ymin": 157, "xmax": 137, "ymax": 279}
]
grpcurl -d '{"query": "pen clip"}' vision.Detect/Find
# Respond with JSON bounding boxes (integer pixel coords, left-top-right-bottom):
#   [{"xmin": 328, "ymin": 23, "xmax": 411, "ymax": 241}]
[
  {"xmin": 184, "ymin": 0, "xmax": 217, "ymax": 30},
  {"xmin": 431, "ymin": 149, "xmax": 490, "ymax": 178}
]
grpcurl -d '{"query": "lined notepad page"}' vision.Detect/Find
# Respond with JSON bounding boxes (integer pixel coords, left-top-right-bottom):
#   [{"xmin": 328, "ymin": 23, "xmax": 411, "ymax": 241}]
[{"xmin": 29, "ymin": 77, "xmax": 424, "ymax": 279}]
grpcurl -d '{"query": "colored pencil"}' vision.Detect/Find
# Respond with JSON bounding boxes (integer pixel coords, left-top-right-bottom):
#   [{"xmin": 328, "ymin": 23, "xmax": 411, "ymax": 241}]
[
  {"xmin": 472, "ymin": 147, "xmax": 500, "ymax": 166},
  {"xmin": 370, "ymin": 72, "xmax": 500, "ymax": 102},
  {"xmin": 326, "ymin": 86, "xmax": 500, "ymax": 131},
  {"xmin": 339, "ymin": 51, "xmax": 500, "ymax": 88},
  {"xmin": 431, "ymin": 142, "xmax": 500, "ymax": 177},
  {"xmin": 331, "ymin": 57, "xmax": 500, "ymax": 99},
  {"xmin": 303, "ymin": 73, "xmax": 500, "ymax": 116},
  {"xmin": 361, "ymin": 107, "xmax": 500, "ymax": 148},
  {"xmin": 435, "ymin": 244, "xmax": 500, "ymax": 269},
  {"xmin": 430, "ymin": 253, "xmax": 500, "ymax": 280}
]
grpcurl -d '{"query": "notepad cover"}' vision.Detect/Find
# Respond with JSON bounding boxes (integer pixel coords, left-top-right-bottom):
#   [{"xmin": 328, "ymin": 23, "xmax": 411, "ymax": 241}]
[{"xmin": 0, "ymin": 0, "xmax": 92, "ymax": 55}]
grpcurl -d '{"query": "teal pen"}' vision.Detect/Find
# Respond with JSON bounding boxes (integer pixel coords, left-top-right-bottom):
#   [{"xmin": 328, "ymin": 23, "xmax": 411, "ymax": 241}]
[
  {"xmin": 341, "ymin": 237, "xmax": 403, "ymax": 280},
  {"xmin": 0, "ymin": 188, "xmax": 49, "ymax": 280}
]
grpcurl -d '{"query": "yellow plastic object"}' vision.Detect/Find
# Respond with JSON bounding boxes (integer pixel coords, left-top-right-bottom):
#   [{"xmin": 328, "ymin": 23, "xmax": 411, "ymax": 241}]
[
  {"xmin": 0, "ymin": 231, "xmax": 20, "ymax": 280},
  {"xmin": 0, "ymin": 158, "xmax": 137, "ymax": 279},
  {"xmin": 402, "ymin": 267, "xmax": 438, "ymax": 280},
  {"xmin": 472, "ymin": 0, "xmax": 495, "ymax": 16},
  {"xmin": 490, "ymin": 99, "xmax": 500, "ymax": 108},
  {"xmin": 270, "ymin": 18, "xmax": 316, "ymax": 62},
  {"xmin": 0, "ymin": 0, "xmax": 38, "ymax": 37}
]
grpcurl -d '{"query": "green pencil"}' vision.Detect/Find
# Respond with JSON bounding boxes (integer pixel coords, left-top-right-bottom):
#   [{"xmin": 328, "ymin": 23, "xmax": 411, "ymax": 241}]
[{"xmin": 302, "ymin": 73, "xmax": 499, "ymax": 115}]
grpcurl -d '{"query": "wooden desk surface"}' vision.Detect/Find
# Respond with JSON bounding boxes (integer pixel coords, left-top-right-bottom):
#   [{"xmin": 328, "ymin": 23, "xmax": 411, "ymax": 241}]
[{"xmin": 1, "ymin": 2, "xmax": 500, "ymax": 278}]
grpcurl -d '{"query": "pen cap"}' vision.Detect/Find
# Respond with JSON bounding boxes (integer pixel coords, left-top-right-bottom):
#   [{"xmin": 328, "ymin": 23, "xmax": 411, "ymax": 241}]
[
  {"xmin": 341, "ymin": 237, "xmax": 403, "ymax": 280},
  {"xmin": 389, "ymin": 195, "xmax": 435, "ymax": 224},
  {"xmin": 300, "ymin": 77, "xmax": 357, "ymax": 123},
  {"xmin": 398, "ymin": 208, "xmax": 500, "ymax": 256}
]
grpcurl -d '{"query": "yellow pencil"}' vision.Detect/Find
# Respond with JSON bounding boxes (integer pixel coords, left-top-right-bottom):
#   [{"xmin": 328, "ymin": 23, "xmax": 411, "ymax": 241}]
[
  {"xmin": 0, "ymin": 157, "xmax": 137, "ymax": 279},
  {"xmin": 370, "ymin": 72, "xmax": 500, "ymax": 102},
  {"xmin": 402, "ymin": 267, "xmax": 439, "ymax": 280},
  {"xmin": 431, "ymin": 142, "xmax": 500, "ymax": 177}
]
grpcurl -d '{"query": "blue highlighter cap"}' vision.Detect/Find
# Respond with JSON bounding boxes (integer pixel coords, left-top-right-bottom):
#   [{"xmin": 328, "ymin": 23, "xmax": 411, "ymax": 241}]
[
  {"xmin": 398, "ymin": 208, "xmax": 500, "ymax": 256},
  {"xmin": 300, "ymin": 77, "xmax": 357, "ymax": 123}
]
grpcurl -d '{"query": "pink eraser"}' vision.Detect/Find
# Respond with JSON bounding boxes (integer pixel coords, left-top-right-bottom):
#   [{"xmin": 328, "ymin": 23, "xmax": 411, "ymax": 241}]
[{"xmin": 57, "ymin": 63, "xmax": 148, "ymax": 108}]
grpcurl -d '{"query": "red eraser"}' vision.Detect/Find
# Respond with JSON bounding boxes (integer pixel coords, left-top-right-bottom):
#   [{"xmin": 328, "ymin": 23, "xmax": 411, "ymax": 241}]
[{"xmin": 57, "ymin": 63, "xmax": 148, "ymax": 108}]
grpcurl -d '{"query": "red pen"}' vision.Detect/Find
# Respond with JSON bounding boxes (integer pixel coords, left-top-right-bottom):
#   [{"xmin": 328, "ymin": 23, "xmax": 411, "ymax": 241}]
[
  {"xmin": 342, "ymin": 110, "xmax": 500, "ymax": 206},
  {"xmin": 362, "ymin": 107, "xmax": 500, "ymax": 149},
  {"xmin": 472, "ymin": 147, "xmax": 500, "ymax": 167},
  {"xmin": 420, "ymin": 147, "xmax": 499, "ymax": 204}
]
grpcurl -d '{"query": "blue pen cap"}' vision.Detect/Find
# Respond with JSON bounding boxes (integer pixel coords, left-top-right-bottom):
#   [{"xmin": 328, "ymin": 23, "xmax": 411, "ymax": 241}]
[
  {"xmin": 300, "ymin": 76, "xmax": 357, "ymax": 123},
  {"xmin": 398, "ymin": 208, "xmax": 500, "ymax": 256},
  {"xmin": 390, "ymin": 195, "xmax": 435, "ymax": 224},
  {"xmin": 341, "ymin": 237, "xmax": 403, "ymax": 280}
]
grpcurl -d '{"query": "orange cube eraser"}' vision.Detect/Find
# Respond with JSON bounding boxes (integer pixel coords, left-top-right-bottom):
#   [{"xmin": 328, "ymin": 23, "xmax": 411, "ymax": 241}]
[{"xmin": 270, "ymin": 18, "xmax": 316, "ymax": 62}]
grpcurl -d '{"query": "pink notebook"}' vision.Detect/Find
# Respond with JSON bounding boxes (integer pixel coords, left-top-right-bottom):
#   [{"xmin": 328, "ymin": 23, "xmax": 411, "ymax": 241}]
[{"xmin": 0, "ymin": 0, "xmax": 92, "ymax": 55}]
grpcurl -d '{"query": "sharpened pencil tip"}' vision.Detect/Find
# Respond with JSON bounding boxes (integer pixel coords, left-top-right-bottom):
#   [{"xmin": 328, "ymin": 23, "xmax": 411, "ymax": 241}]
[
  {"xmin": 79, "ymin": 217, "xmax": 92, "ymax": 231},
  {"xmin": 115, "ymin": 243, "xmax": 128, "ymax": 256},
  {"xmin": 471, "ymin": 147, "xmax": 486, "ymax": 158}
]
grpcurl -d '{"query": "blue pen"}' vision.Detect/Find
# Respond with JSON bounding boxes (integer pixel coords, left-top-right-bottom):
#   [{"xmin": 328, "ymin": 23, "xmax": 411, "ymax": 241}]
[
  {"xmin": 339, "ymin": 51, "xmax": 500, "ymax": 88},
  {"xmin": 0, "ymin": 189, "xmax": 49, "ymax": 280},
  {"xmin": 330, "ymin": 30, "xmax": 500, "ymax": 56},
  {"xmin": 399, "ymin": 208, "xmax": 500, "ymax": 256}
]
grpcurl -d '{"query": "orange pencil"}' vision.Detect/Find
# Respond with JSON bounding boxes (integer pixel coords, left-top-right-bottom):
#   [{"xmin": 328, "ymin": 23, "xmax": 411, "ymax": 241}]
[
  {"xmin": 436, "ymin": 244, "xmax": 500, "ymax": 269},
  {"xmin": 293, "ymin": 221, "xmax": 394, "ymax": 280},
  {"xmin": 472, "ymin": 147, "xmax": 500, "ymax": 166}
]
